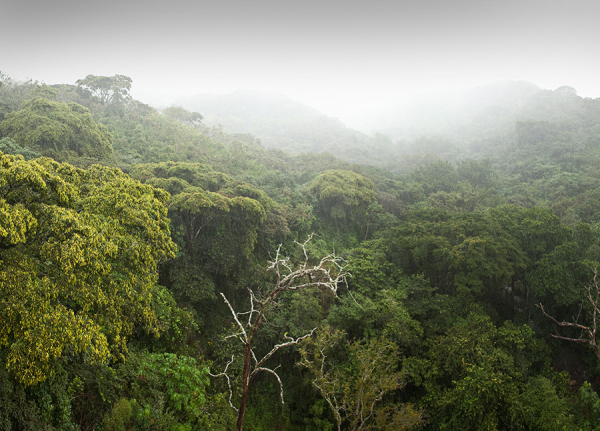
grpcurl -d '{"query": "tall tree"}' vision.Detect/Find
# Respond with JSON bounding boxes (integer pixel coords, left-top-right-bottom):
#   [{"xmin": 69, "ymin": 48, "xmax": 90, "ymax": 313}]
[
  {"xmin": 75, "ymin": 74, "xmax": 132, "ymax": 106},
  {"xmin": 310, "ymin": 169, "xmax": 376, "ymax": 231},
  {"xmin": 162, "ymin": 105, "xmax": 203, "ymax": 127},
  {"xmin": 212, "ymin": 235, "xmax": 349, "ymax": 431}
]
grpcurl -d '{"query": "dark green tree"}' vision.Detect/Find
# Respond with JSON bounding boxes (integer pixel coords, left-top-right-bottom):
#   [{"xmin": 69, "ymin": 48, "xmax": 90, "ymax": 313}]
[{"xmin": 405, "ymin": 313, "xmax": 575, "ymax": 430}]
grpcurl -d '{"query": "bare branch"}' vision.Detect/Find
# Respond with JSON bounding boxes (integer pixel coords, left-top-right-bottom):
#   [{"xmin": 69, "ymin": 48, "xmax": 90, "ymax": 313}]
[
  {"xmin": 537, "ymin": 268, "xmax": 600, "ymax": 361},
  {"xmin": 223, "ymin": 331, "xmax": 245, "ymax": 340},
  {"xmin": 253, "ymin": 329, "xmax": 316, "ymax": 372},
  {"xmin": 208, "ymin": 355, "xmax": 238, "ymax": 413},
  {"xmin": 215, "ymin": 235, "xmax": 350, "ymax": 431},
  {"xmin": 550, "ymin": 334, "xmax": 595, "ymax": 344},
  {"xmin": 254, "ymin": 366, "xmax": 285, "ymax": 404},
  {"xmin": 536, "ymin": 303, "xmax": 591, "ymax": 332},
  {"xmin": 220, "ymin": 292, "xmax": 247, "ymax": 343}
]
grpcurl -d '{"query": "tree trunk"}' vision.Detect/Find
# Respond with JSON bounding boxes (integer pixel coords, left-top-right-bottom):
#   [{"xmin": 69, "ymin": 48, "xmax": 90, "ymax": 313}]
[{"xmin": 236, "ymin": 341, "xmax": 253, "ymax": 430}]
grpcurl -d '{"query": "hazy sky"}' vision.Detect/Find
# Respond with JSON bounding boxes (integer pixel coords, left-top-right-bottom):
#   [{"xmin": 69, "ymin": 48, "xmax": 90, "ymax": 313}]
[{"xmin": 3, "ymin": 0, "xmax": 600, "ymax": 127}]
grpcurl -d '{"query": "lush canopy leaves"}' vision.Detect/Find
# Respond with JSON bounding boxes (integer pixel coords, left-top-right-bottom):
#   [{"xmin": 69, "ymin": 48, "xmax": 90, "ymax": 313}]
[
  {"xmin": 0, "ymin": 97, "xmax": 113, "ymax": 159},
  {"xmin": 0, "ymin": 153, "xmax": 175, "ymax": 385}
]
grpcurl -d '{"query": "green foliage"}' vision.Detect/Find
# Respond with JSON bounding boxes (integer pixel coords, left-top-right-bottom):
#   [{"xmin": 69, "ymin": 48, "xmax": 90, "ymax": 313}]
[
  {"xmin": 404, "ymin": 312, "xmax": 575, "ymax": 430},
  {"xmin": 5, "ymin": 70, "xmax": 600, "ymax": 430},
  {"xmin": 138, "ymin": 353, "xmax": 209, "ymax": 418},
  {"xmin": 0, "ymin": 73, "xmax": 46, "ymax": 122},
  {"xmin": 131, "ymin": 161, "xmax": 274, "ymax": 282},
  {"xmin": 162, "ymin": 105, "xmax": 203, "ymax": 127},
  {"xmin": 76, "ymin": 74, "xmax": 132, "ymax": 106},
  {"xmin": 96, "ymin": 351, "xmax": 234, "ymax": 431},
  {"xmin": 130, "ymin": 161, "xmax": 228, "ymax": 192},
  {"xmin": 579, "ymin": 381, "xmax": 600, "ymax": 430},
  {"xmin": 102, "ymin": 398, "xmax": 133, "ymax": 431},
  {"xmin": 0, "ymin": 154, "xmax": 176, "ymax": 385},
  {"xmin": 518, "ymin": 375, "xmax": 576, "ymax": 431},
  {"xmin": 407, "ymin": 160, "xmax": 459, "ymax": 194},
  {"xmin": 138, "ymin": 284, "xmax": 199, "ymax": 354},
  {"xmin": 0, "ymin": 360, "xmax": 79, "ymax": 430},
  {"xmin": 0, "ymin": 97, "xmax": 114, "ymax": 159},
  {"xmin": 389, "ymin": 209, "xmax": 526, "ymax": 301},
  {"xmin": 298, "ymin": 328, "xmax": 423, "ymax": 431},
  {"xmin": 489, "ymin": 204, "xmax": 571, "ymax": 263},
  {"xmin": 0, "ymin": 137, "xmax": 41, "ymax": 160},
  {"xmin": 527, "ymin": 242, "xmax": 593, "ymax": 306},
  {"xmin": 310, "ymin": 169, "xmax": 376, "ymax": 222},
  {"xmin": 326, "ymin": 290, "xmax": 422, "ymax": 348}
]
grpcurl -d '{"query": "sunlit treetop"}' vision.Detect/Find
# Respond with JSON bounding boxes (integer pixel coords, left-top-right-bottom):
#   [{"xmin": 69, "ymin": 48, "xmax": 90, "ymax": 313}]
[{"xmin": 0, "ymin": 153, "xmax": 176, "ymax": 385}]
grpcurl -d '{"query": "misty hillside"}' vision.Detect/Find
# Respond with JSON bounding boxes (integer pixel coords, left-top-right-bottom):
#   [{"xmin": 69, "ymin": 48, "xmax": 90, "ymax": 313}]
[
  {"xmin": 177, "ymin": 90, "xmax": 357, "ymax": 154},
  {"xmin": 379, "ymin": 81, "xmax": 586, "ymax": 141},
  {"xmin": 176, "ymin": 81, "xmax": 600, "ymax": 171}
]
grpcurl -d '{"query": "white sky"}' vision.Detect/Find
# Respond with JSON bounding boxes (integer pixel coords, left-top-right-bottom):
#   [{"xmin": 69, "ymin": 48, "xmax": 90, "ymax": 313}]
[{"xmin": 2, "ymin": 0, "xmax": 600, "ymax": 129}]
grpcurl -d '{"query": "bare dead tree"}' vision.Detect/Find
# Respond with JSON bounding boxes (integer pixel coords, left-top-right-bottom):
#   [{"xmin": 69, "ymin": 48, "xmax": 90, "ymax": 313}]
[
  {"xmin": 537, "ymin": 268, "xmax": 600, "ymax": 361},
  {"xmin": 210, "ymin": 234, "xmax": 349, "ymax": 431}
]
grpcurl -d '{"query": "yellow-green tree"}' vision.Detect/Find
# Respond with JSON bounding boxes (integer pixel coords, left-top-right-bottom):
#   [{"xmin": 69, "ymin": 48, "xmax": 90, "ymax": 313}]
[{"xmin": 0, "ymin": 153, "xmax": 176, "ymax": 385}]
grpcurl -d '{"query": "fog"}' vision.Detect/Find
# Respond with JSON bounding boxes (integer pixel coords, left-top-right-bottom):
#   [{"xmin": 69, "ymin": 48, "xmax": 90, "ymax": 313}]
[{"xmin": 3, "ymin": 0, "xmax": 600, "ymax": 132}]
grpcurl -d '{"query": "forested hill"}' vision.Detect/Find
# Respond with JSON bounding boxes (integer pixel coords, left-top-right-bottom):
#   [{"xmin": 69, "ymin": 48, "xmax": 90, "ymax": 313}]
[
  {"xmin": 177, "ymin": 89, "xmax": 368, "ymax": 155},
  {"xmin": 176, "ymin": 81, "xmax": 600, "ymax": 172},
  {"xmin": 4, "ymin": 72, "xmax": 600, "ymax": 430}
]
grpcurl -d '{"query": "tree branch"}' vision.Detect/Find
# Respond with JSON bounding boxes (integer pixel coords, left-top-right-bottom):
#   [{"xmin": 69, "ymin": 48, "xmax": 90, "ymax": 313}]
[
  {"xmin": 220, "ymin": 292, "xmax": 248, "ymax": 343},
  {"xmin": 537, "ymin": 268, "xmax": 600, "ymax": 360},
  {"xmin": 208, "ymin": 355, "xmax": 238, "ymax": 413}
]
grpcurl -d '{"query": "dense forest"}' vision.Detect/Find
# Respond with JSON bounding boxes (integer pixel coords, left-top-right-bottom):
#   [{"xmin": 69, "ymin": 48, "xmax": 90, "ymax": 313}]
[{"xmin": 2, "ymin": 71, "xmax": 600, "ymax": 430}]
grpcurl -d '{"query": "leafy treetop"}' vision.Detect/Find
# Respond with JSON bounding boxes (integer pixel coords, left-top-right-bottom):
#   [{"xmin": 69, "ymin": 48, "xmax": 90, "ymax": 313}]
[
  {"xmin": 75, "ymin": 74, "xmax": 132, "ymax": 106},
  {"xmin": 0, "ymin": 97, "xmax": 113, "ymax": 159},
  {"xmin": 0, "ymin": 153, "xmax": 176, "ymax": 385}
]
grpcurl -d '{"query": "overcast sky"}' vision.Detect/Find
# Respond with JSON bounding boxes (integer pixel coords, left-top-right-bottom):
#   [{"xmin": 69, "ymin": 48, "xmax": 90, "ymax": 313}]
[{"xmin": 2, "ymin": 0, "xmax": 600, "ymax": 128}]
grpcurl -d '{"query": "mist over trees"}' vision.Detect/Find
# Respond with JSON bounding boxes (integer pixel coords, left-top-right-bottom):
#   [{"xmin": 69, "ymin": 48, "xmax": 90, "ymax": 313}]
[{"xmin": 2, "ymin": 71, "xmax": 600, "ymax": 430}]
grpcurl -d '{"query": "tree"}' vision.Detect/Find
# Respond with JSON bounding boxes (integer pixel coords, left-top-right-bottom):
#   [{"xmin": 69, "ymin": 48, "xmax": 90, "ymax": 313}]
[
  {"xmin": 310, "ymin": 169, "xmax": 376, "ymax": 240},
  {"xmin": 75, "ymin": 74, "xmax": 132, "ymax": 106},
  {"xmin": 0, "ymin": 97, "xmax": 113, "ymax": 159},
  {"xmin": 405, "ymin": 312, "xmax": 574, "ymax": 430},
  {"xmin": 162, "ymin": 105, "xmax": 203, "ymax": 127},
  {"xmin": 0, "ymin": 153, "xmax": 176, "ymax": 385},
  {"xmin": 298, "ymin": 328, "xmax": 423, "ymax": 431},
  {"xmin": 388, "ymin": 209, "xmax": 526, "ymax": 299},
  {"xmin": 0, "ymin": 72, "xmax": 44, "ymax": 121},
  {"xmin": 211, "ymin": 235, "xmax": 349, "ymax": 431},
  {"xmin": 515, "ymin": 120, "xmax": 556, "ymax": 147},
  {"xmin": 310, "ymin": 170, "xmax": 376, "ymax": 221},
  {"xmin": 130, "ymin": 161, "xmax": 279, "ymax": 279}
]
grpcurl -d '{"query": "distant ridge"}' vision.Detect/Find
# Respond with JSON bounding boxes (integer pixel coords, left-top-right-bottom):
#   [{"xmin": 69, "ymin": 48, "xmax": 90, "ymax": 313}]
[
  {"xmin": 174, "ymin": 81, "xmax": 595, "ymax": 170},
  {"xmin": 176, "ymin": 90, "xmax": 360, "ymax": 154}
]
